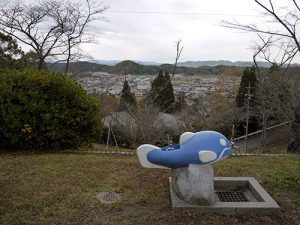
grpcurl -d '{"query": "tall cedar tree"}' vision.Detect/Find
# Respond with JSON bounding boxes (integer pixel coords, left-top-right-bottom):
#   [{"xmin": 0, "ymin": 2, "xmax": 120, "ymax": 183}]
[
  {"xmin": 236, "ymin": 67, "xmax": 258, "ymax": 107},
  {"xmin": 150, "ymin": 70, "xmax": 165, "ymax": 107},
  {"xmin": 150, "ymin": 70, "xmax": 175, "ymax": 112},
  {"xmin": 162, "ymin": 71, "xmax": 175, "ymax": 112},
  {"xmin": 119, "ymin": 79, "xmax": 136, "ymax": 112},
  {"xmin": 235, "ymin": 67, "xmax": 259, "ymax": 136}
]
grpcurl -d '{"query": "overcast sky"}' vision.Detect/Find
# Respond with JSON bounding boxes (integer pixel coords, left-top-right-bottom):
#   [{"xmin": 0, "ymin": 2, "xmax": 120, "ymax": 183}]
[
  {"xmin": 14, "ymin": 0, "xmax": 296, "ymax": 63},
  {"xmin": 81, "ymin": 0, "xmax": 273, "ymax": 63}
]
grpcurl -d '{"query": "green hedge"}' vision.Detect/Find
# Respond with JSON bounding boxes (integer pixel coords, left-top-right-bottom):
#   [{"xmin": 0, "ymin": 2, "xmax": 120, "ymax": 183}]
[{"xmin": 0, "ymin": 69, "xmax": 102, "ymax": 150}]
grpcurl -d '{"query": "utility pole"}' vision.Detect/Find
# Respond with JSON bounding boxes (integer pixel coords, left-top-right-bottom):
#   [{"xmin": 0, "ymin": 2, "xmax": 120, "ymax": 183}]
[
  {"xmin": 106, "ymin": 115, "xmax": 119, "ymax": 149},
  {"xmin": 231, "ymin": 124, "xmax": 235, "ymax": 143},
  {"xmin": 244, "ymin": 83, "xmax": 253, "ymax": 152}
]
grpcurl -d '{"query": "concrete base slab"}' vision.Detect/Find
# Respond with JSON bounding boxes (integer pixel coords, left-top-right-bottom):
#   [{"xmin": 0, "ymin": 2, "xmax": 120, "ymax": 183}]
[{"xmin": 169, "ymin": 177, "xmax": 280, "ymax": 215}]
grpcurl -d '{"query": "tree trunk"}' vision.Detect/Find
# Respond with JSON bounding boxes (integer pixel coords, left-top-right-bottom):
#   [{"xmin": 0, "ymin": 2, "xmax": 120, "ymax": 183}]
[
  {"xmin": 65, "ymin": 39, "xmax": 71, "ymax": 74},
  {"xmin": 37, "ymin": 59, "xmax": 44, "ymax": 70},
  {"xmin": 288, "ymin": 103, "xmax": 300, "ymax": 153},
  {"xmin": 261, "ymin": 113, "xmax": 267, "ymax": 146}
]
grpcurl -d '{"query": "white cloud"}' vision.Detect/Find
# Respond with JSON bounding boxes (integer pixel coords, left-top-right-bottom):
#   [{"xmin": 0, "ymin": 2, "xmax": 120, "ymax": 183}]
[
  {"xmin": 16, "ymin": 0, "xmax": 300, "ymax": 63},
  {"xmin": 87, "ymin": 0, "xmax": 266, "ymax": 62}
]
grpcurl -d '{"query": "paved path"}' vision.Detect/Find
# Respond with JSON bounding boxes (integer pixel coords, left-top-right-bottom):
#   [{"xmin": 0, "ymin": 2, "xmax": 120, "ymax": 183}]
[{"xmin": 233, "ymin": 122, "xmax": 290, "ymax": 153}]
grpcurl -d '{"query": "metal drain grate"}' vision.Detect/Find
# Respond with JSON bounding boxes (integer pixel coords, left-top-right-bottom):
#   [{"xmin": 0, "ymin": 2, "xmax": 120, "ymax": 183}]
[
  {"xmin": 96, "ymin": 192, "xmax": 122, "ymax": 204},
  {"xmin": 216, "ymin": 191, "xmax": 249, "ymax": 202}
]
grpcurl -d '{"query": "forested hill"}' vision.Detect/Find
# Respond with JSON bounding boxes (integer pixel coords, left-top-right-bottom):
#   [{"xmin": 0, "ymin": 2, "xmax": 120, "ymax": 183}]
[{"xmin": 50, "ymin": 60, "xmax": 244, "ymax": 76}]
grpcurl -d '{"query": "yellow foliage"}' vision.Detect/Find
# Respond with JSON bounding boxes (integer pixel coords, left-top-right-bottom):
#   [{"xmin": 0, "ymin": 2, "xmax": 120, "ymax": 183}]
[
  {"xmin": 21, "ymin": 124, "xmax": 32, "ymax": 134},
  {"xmin": 210, "ymin": 74, "xmax": 240, "ymax": 112}
]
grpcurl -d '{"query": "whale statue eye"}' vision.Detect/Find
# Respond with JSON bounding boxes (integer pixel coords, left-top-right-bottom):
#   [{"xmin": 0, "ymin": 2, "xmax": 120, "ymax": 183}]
[{"xmin": 220, "ymin": 138, "xmax": 226, "ymax": 146}]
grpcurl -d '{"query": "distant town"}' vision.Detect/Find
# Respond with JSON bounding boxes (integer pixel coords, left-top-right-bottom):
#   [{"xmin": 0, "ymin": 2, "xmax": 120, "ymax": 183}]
[{"xmin": 75, "ymin": 72, "xmax": 220, "ymax": 99}]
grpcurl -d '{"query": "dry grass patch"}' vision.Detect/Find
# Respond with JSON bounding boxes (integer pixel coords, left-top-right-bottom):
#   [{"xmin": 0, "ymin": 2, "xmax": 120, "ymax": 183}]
[{"xmin": 0, "ymin": 151, "xmax": 299, "ymax": 225}]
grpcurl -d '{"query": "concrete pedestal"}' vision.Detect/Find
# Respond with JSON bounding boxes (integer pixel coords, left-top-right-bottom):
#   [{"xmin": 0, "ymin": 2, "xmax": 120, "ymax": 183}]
[
  {"xmin": 171, "ymin": 164, "xmax": 215, "ymax": 206},
  {"xmin": 169, "ymin": 177, "xmax": 280, "ymax": 215}
]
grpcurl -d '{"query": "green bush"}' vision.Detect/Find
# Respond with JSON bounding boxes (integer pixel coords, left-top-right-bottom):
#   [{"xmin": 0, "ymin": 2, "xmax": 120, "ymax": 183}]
[{"xmin": 0, "ymin": 69, "xmax": 102, "ymax": 150}]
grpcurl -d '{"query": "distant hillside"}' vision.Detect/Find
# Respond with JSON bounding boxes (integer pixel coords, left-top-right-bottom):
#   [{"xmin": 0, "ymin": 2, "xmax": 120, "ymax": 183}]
[
  {"xmin": 87, "ymin": 60, "xmax": 274, "ymax": 67},
  {"xmin": 88, "ymin": 60, "xmax": 121, "ymax": 66},
  {"xmin": 51, "ymin": 62, "xmax": 111, "ymax": 73},
  {"xmin": 177, "ymin": 60, "xmax": 272, "ymax": 68},
  {"xmin": 87, "ymin": 60, "xmax": 161, "ymax": 66},
  {"xmin": 83, "ymin": 59, "xmax": 297, "ymax": 68},
  {"xmin": 113, "ymin": 60, "xmax": 158, "ymax": 74},
  {"xmin": 51, "ymin": 60, "xmax": 243, "ymax": 76}
]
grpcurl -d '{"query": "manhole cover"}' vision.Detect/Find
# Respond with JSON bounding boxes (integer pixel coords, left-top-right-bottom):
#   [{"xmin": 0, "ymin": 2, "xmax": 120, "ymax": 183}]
[
  {"xmin": 96, "ymin": 192, "xmax": 122, "ymax": 204},
  {"xmin": 216, "ymin": 191, "xmax": 249, "ymax": 202}
]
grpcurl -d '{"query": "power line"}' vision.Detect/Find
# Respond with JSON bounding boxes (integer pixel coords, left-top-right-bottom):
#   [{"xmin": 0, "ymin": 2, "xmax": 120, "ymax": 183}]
[{"xmin": 105, "ymin": 10, "xmax": 257, "ymax": 17}]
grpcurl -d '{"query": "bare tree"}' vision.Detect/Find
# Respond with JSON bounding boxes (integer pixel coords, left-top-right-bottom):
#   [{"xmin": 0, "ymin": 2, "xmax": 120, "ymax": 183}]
[
  {"xmin": 223, "ymin": 0, "xmax": 300, "ymax": 150},
  {"xmin": 249, "ymin": 34, "xmax": 296, "ymax": 144},
  {"xmin": 0, "ymin": 1, "xmax": 60, "ymax": 70},
  {"xmin": 172, "ymin": 39, "xmax": 184, "ymax": 79},
  {"xmin": 181, "ymin": 95, "xmax": 209, "ymax": 131},
  {"xmin": 112, "ymin": 104, "xmax": 184, "ymax": 147},
  {"xmin": 56, "ymin": 0, "xmax": 108, "ymax": 74},
  {"xmin": 223, "ymin": 0, "xmax": 299, "ymax": 65},
  {"xmin": 0, "ymin": 0, "xmax": 107, "ymax": 71},
  {"xmin": 103, "ymin": 39, "xmax": 184, "ymax": 147}
]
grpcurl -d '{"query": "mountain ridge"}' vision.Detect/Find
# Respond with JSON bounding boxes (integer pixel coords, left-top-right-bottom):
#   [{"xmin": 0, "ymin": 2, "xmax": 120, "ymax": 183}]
[
  {"xmin": 87, "ymin": 59, "xmax": 280, "ymax": 67},
  {"xmin": 51, "ymin": 60, "xmax": 244, "ymax": 76},
  {"xmin": 51, "ymin": 60, "xmax": 299, "ymax": 76}
]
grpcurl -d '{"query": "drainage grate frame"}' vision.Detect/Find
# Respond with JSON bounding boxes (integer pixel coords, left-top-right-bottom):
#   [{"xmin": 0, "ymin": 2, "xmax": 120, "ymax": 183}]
[
  {"xmin": 216, "ymin": 191, "xmax": 249, "ymax": 202},
  {"xmin": 96, "ymin": 192, "xmax": 122, "ymax": 204}
]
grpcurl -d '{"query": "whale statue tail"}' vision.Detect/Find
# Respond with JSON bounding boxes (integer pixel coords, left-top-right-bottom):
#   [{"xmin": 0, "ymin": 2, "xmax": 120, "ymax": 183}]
[{"xmin": 137, "ymin": 144, "xmax": 168, "ymax": 169}]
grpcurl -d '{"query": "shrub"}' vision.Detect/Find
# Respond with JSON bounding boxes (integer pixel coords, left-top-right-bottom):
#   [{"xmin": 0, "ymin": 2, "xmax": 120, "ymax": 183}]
[{"xmin": 0, "ymin": 69, "xmax": 102, "ymax": 150}]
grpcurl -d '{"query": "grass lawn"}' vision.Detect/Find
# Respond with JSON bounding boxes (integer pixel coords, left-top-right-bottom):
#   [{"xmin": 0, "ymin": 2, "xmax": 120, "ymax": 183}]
[
  {"xmin": 0, "ymin": 148, "xmax": 299, "ymax": 225},
  {"xmin": 251, "ymin": 142, "xmax": 290, "ymax": 154}
]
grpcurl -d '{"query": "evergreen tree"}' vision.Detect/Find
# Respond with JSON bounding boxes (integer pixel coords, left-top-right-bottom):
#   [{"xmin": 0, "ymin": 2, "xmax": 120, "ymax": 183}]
[
  {"xmin": 119, "ymin": 78, "xmax": 136, "ymax": 112},
  {"xmin": 150, "ymin": 70, "xmax": 175, "ymax": 112},
  {"xmin": 236, "ymin": 67, "xmax": 258, "ymax": 107},
  {"xmin": 162, "ymin": 71, "xmax": 175, "ymax": 112},
  {"xmin": 235, "ymin": 67, "xmax": 259, "ymax": 136},
  {"xmin": 0, "ymin": 32, "xmax": 24, "ymax": 69},
  {"xmin": 150, "ymin": 70, "xmax": 165, "ymax": 108}
]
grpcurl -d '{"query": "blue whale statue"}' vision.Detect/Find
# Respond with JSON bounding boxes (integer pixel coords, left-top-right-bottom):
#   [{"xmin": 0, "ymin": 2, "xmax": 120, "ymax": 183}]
[{"xmin": 137, "ymin": 131, "xmax": 232, "ymax": 169}]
